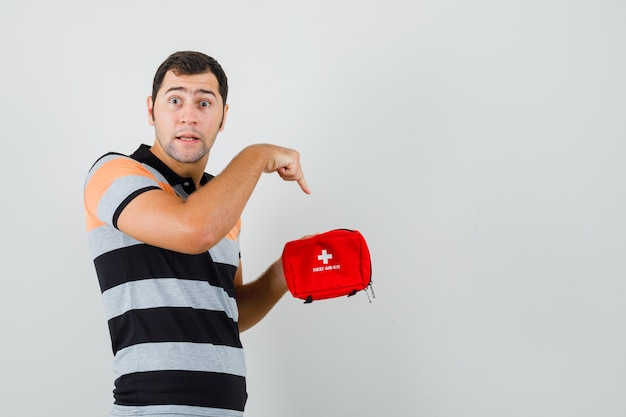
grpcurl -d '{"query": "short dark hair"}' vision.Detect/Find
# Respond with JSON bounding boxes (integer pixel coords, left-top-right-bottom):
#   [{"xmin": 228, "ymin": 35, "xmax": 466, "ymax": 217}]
[{"xmin": 151, "ymin": 51, "xmax": 228, "ymax": 106}]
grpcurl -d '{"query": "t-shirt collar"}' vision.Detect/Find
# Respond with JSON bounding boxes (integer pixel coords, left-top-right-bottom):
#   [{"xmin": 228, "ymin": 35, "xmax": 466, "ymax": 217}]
[{"xmin": 130, "ymin": 144, "xmax": 212, "ymax": 195}]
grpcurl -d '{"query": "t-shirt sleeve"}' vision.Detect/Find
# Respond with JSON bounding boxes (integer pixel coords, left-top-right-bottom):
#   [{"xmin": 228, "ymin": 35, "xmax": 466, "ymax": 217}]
[{"xmin": 84, "ymin": 154, "xmax": 162, "ymax": 231}]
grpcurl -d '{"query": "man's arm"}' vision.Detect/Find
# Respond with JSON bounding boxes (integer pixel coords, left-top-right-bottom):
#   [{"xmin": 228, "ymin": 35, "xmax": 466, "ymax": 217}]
[
  {"xmin": 116, "ymin": 144, "xmax": 310, "ymax": 254},
  {"xmin": 234, "ymin": 259, "xmax": 288, "ymax": 332}
]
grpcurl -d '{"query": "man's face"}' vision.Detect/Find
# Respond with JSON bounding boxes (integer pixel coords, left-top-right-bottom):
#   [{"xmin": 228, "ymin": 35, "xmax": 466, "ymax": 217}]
[{"xmin": 147, "ymin": 70, "xmax": 228, "ymax": 165}]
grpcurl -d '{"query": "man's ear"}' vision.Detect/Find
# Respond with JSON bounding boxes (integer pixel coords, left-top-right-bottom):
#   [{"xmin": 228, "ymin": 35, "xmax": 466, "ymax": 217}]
[
  {"xmin": 147, "ymin": 96, "xmax": 155, "ymax": 126},
  {"xmin": 219, "ymin": 103, "xmax": 229, "ymax": 131}
]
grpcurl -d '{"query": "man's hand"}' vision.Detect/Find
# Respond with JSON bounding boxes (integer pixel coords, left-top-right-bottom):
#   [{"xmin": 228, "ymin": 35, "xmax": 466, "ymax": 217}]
[{"xmin": 251, "ymin": 144, "xmax": 311, "ymax": 194}]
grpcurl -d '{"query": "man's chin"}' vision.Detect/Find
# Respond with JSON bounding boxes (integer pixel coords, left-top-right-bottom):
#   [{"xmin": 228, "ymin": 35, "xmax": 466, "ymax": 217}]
[{"xmin": 166, "ymin": 147, "xmax": 207, "ymax": 164}]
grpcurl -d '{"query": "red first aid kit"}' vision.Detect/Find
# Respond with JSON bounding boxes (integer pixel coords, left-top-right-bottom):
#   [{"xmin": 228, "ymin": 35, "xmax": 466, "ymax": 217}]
[{"xmin": 281, "ymin": 229, "xmax": 374, "ymax": 303}]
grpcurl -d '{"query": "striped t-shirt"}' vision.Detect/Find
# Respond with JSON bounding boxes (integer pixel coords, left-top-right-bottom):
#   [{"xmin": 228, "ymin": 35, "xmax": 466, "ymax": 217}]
[{"xmin": 84, "ymin": 144, "xmax": 246, "ymax": 417}]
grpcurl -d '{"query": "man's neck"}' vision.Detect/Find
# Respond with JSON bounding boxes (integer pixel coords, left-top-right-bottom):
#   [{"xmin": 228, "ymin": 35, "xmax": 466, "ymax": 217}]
[{"xmin": 149, "ymin": 143, "xmax": 209, "ymax": 188}]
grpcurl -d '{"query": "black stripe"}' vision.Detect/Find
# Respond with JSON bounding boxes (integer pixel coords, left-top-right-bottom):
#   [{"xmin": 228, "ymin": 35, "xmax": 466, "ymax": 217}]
[
  {"xmin": 94, "ymin": 244, "xmax": 237, "ymax": 295},
  {"xmin": 112, "ymin": 186, "xmax": 161, "ymax": 229},
  {"xmin": 109, "ymin": 307, "xmax": 241, "ymax": 353},
  {"xmin": 114, "ymin": 370, "xmax": 247, "ymax": 411}
]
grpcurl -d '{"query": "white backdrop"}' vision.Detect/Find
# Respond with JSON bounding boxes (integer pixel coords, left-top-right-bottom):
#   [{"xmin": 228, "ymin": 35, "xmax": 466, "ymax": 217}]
[{"xmin": 2, "ymin": 1, "xmax": 626, "ymax": 416}]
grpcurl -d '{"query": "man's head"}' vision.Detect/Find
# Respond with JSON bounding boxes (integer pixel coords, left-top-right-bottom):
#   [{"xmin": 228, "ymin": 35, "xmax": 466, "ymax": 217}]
[
  {"xmin": 152, "ymin": 51, "xmax": 228, "ymax": 110},
  {"xmin": 147, "ymin": 51, "xmax": 230, "ymax": 168}
]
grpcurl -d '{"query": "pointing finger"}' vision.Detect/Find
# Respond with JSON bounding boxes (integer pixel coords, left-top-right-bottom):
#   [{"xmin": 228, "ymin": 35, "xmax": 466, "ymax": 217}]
[{"xmin": 298, "ymin": 176, "xmax": 311, "ymax": 194}]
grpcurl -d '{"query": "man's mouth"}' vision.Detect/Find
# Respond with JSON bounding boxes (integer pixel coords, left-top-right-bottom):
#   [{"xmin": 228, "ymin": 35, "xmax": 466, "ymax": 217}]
[{"xmin": 177, "ymin": 136, "xmax": 199, "ymax": 141}]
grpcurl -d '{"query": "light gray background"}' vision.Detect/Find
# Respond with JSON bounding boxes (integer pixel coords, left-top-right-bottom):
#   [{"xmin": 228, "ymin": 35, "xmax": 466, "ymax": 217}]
[{"xmin": 2, "ymin": 1, "xmax": 625, "ymax": 416}]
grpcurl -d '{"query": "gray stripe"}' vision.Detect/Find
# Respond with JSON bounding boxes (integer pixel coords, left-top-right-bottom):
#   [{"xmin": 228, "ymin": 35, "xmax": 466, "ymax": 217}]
[
  {"xmin": 88, "ymin": 225, "xmax": 142, "ymax": 259},
  {"xmin": 87, "ymin": 224, "xmax": 241, "ymax": 265},
  {"xmin": 172, "ymin": 183, "xmax": 189, "ymax": 200},
  {"xmin": 102, "ymin": 278, "xmax": 239, "ymax": 321},
  {"xmin": 97, "ymin": 174, "xmax": 160, "ymax": 224},
  {"xmin": 110, "ymin": 403, "xmax": 244, "ymax": 417},
  {"xmin": 209, "ymin": 237, "xmax": 240, "ymax": 267},
  {"xmin": 112, "ymin": 342, "xmax": 246, "ymax": 378},
  {"xmin": 139, "ymin": 162, "xmax": 169, "ymax": 185}
]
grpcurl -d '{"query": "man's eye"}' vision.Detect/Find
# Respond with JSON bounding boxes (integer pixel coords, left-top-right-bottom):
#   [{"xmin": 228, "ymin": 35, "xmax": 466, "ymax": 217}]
[
  {"xmin": 199, "ymin": 100, "xmax": 210, "ymax": 107},
  {"xmin": 169, "ymin": 97, "xmax": 181, "ymax": 104}
]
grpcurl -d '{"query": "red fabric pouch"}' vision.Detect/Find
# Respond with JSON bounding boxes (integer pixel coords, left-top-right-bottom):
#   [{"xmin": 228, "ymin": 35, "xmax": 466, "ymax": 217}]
[{"xmin": 281, "ymin": 229, "xmax": 374, "ymax": 303}]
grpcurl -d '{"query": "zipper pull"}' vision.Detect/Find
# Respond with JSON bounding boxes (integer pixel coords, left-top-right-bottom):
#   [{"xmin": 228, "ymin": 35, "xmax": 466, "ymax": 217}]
[{"xmin": 364, "ymin": 281, "xmax": 375, "ymax": 303}]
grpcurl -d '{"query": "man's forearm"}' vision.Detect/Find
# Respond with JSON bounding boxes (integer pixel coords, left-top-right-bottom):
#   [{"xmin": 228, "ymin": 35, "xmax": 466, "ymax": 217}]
[
  {"xmin": 184, "ymin": 145, "xmax": 271, "ymax": 250},
  {"xmin": 236, "ymin": 260, "xmax": 288, "ymax": 332}
]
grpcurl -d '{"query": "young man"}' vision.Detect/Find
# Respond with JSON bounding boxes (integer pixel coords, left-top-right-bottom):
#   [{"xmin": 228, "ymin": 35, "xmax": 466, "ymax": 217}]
[{"xmin": 84, "ymin": 51, "xmax": 310, "ymax": 417}]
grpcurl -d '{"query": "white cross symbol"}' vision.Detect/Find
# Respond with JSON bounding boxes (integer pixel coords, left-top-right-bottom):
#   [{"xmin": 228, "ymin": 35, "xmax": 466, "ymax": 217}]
[{"xmin": 317, "ymin": 249, "xmax": 333, "ymax": 264}]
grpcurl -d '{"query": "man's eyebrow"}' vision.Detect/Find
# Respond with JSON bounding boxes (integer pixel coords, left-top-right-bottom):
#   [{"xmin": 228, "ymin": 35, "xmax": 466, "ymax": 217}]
[
  {"xmin": 164, "ymin": 86, "xmax": 217, "ymax": 97},
  {"xmin": 198, "ymin": 89, "xmax": 217, "ymax": 97}
]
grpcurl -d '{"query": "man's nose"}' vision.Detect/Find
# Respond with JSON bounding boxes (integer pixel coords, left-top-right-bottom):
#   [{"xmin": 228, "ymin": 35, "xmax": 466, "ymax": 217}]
[{"xmin": 180, "ymin": 104, "xmax": 198, "ymax": 124}]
